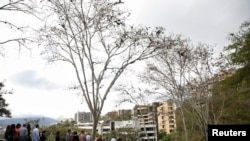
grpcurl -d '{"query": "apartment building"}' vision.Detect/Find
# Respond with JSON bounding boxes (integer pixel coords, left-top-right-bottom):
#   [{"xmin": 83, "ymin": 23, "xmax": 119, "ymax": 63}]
[
  {"xmin": 74, "ymin": 102, "xmax": 176, "ymax": 140},
  {"xmin": 157, "ymin": 100, "xmax": 176, "ymax": 134},
  {"xmin": 75, "ymin": 111, "xmax": 93, "ymax": 123},
  {"xmin": 133, "ymin": 102, "xmax": 161, "ymax": 141}
]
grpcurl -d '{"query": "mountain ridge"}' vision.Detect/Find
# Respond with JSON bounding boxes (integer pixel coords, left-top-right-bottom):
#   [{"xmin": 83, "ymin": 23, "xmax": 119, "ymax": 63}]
[{"xmin": 0, "ymin": 116, "xmax": 58, "ymax": 126}]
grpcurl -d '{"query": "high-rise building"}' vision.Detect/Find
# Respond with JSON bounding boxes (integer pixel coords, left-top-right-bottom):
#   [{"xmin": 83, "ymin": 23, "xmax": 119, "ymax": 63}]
[
  {"xmin": 75, "ymin": 111, "xmax": 93, "ymax": 123},
  {"xmin": 133, "ymin": 102, "xmax": 160, "ymax": 141},
  {"xmin": 157, "ymin": 100, "xmax": 176, "ymax": 134}
]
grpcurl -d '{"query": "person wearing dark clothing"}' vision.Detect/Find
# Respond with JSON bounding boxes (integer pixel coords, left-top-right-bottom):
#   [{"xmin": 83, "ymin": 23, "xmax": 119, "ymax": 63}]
[
  {"xmin": 55, "ymin": 131, "xmax": 60, "ymax": 141},
  {"xmin": 8, "ymin": 124, "xmax": 16, "ymax": 141},
  {"xmin": 40, "ymin": 130, "xmax": 47, "ymax": 141},
  {"xmin": 27, "ymin": 124, "xmax": 32, "ymax": 141},
  {"xmin": 5, "ymin": 125, "xmax": 11, "ymax": 141},
  {"xmin": 72, "ymin": 131, "xmax": 79, "ymax": 141}
]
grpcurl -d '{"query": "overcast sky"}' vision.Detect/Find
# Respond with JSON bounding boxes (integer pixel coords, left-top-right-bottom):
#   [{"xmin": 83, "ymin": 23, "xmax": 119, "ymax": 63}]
[{"xmin": 0, "ymin": 0, "xmax": 249, "ymax": 119}]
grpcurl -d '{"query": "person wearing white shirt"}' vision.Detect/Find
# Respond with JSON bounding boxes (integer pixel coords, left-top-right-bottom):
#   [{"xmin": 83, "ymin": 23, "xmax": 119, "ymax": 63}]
[
  {"xmin": 86, "ymin": 133, "xmax": 92, "ymax": 141},
  {"xmin": 32, "ymin": 124, "xmax": 40, "ymax": 141},
  {"xmin": 110, "ymin": 137, "xmax": 116, "ymax": 141}
]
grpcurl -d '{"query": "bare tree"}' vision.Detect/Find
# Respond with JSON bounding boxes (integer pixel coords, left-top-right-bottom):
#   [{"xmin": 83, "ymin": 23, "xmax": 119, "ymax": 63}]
[
  {"xmin": 140, "ymin": 37, "xmax": 191, "ymax": 141},
  {"xmin": 0, "ymin": 0, "xmax": 37, "ymax": 56},
  {"xmin": 116, "ymin": 85, "xmax": 151, "ymax": 140},
  {"xmin": 0, "ymin": 0, "xmax": 38, "ymax": 119},
  {"xmin": 24, "ymin": 118, "xmax": 40, "ymax": 128},
  {"xmin": 140, "ymin": 39, "xmax": 222, "ymax": 141},
  {"xmin": 182, "ymin": 44, "xmax": 218, "ymax": 141},
  {"xmin": 37, "ymin": 0, "xmax": 169, "ymax": 138}
]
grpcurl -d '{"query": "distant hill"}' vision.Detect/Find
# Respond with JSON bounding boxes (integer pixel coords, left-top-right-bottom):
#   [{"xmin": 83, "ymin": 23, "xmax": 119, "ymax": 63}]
[{"xmin": 0, "ymin": 116, "xmax": 58, "ymax": 127}]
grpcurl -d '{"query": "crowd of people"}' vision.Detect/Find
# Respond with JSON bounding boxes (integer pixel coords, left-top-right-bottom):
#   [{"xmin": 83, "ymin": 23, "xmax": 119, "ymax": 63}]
[
  {"xmin": 4, "ymin": 124, "xmax": 120, "ymax": 141},
  {"xmin": 4, "ymin": 123, "xmax": 31, "ymax": 141},
  {"xmin": 65, "ymin": 129, "xmax": 111, "ymax": 141},
  {"xmin": 64, "ymin": 129, "xmax": 121, "ymax": 141},
  {"xmin": 4, "ymin": 123, "xmax": 47, "ymax": 141},
  {"xmin": 4, "ymin": 123, "xmax": 59, "ymax": 141},
  {"xmin": 4, "ymin": 124, "xmax": 49, "ymax": 141}
]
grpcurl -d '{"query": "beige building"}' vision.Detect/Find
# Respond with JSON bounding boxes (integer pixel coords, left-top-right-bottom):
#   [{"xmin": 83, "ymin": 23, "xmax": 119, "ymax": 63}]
[
  {"xmin": 133, "ymin": 102, "xmax": 160, "ymax": 141},
  {"xmin": 157, "ymin": 100, "xmax": 176, "ymax": 134}
]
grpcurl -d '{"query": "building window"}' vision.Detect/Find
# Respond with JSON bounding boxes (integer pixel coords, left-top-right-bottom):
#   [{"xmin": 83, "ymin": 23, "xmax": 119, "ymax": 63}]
[
  {"xmin": 169, "ymin": 116, "xmax": 174, "ymax": 119},
  {"xmin": 168, "ymin": 111, "xmax": 173, "ymax": 115},
  {"xmin": 168, "ymin": 107, "xmax": 173, "ymax": 110},
  {"xmin": 170, "ymin": 125, "xmax": 175, "ymax": 128}
]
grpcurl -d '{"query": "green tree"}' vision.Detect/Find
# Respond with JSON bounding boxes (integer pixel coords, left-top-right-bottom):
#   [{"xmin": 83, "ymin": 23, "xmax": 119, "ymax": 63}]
[
  {"xmin": 225, "ymin": 18, "xmax": 250, "ymax": 67},
  {"xmin": 43, "ymin": 122, "xmax": 85, "ymax": 141},
  {"xmin": 213, "ymin": 18, "xmax": 250, "ymax": 124},
  {"xmin": 0, "ymin": 82, "xmax": 12, "ymax": 117},
  {"xmin": 216, "ymin": 68, "xmax": 250, "ymax": 124}
]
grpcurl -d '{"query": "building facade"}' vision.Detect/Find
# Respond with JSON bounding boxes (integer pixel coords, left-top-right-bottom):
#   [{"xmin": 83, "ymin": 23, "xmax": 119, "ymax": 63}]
[
  {"xmin": 74, "ymin": 102, "xmax": 176, "ymax": 141},
  {"xmin": 157, "ymin": 100, "xmax": 176, "ymax": 134},
  {"xmin": 74, "ymin": 120, "xmax": 140, "ymax": 138},
  {"xmin": 133, "ymin": 102, "xmax": 161, "ymax": 141},
  {"xmin": 75, "ymin": 111, "xmax": 93, "ymax": 123}
]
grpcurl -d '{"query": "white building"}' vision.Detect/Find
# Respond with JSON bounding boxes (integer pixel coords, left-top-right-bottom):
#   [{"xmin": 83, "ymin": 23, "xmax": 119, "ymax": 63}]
[
  {"xmin": 74, "ymin": 119, "xmax": 140, "ymax": 135},
  {"xmin": 75, "ymin": 111, "xmax": 93, "ymax": 124}
]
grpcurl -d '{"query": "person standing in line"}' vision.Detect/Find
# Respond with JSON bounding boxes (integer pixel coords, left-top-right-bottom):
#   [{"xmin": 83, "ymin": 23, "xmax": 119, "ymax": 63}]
[
  {"xmin": 32, "ymin": 124, "xmax": 40, "ymax": 141},
  {"xmin": 110, "ymin": 136, "xmax": 116, "ymax": 141},
  {"xmin": 9, "ymin": 124, "xmax": 16, "ymax": 141},
  {"xmin": 40, "ymin": 130, "xmax": 47, "ymax": 141},
  {"xmin": 65, "ymin": 129, "xmax": 72, "ymax": 141},
  {"xmin": 55, "ymin": 131, "xmax": 60, "ymax": 141},
  {"xmin": 96, "ymin": 135, "xmax": 103, "ymax": 141},
  {"xmin": 14, "ymin": 123, "xmax": 21, "ymax": 141},
  {"xmin": 86, "ymin": 133, "xmax": 92, "ymax": 141},
  {"xmin": 79, "ymin": 130, "xmax": 86, "ymax": 141},
  {"xmin": 72, "ymin": 131, "xmax": 79, "ymax": 141},
  {"xmin": 26, "ymin": 124, "xmax": 31, "ymax": 141},
  {"xmin": 4, "ymin": 125, "xmax": 11, "ymax": 141},
  {"xmin": 19, "ymin": 124, "xmax": 28, "ymax": 141}
]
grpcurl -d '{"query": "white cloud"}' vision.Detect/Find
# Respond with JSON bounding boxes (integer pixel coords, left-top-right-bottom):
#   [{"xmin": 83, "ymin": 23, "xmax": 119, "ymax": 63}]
[{"xmin": 10, "ymin": 69, "xmax": 60, "ymax": 90}]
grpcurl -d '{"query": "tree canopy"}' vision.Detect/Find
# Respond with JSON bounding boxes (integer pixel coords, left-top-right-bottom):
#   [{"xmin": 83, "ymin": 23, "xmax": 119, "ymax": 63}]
[
  {"xmin": 225, "ymin": 18, "xmax": 250, "ymax": 67},
  {"xmin": 215, "ymin": 18, "xmax": 250, "ymax": 124},
  {"xmin": 37, "ymin": 0, "xmax": 175, "ymax": 139},
  {"xmin": 0, "ymin": 82, "xmax": 11, "ymax": 117}
]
